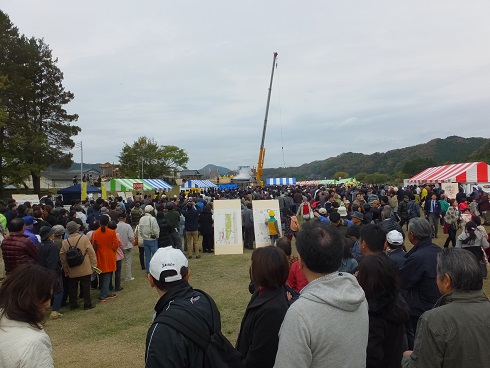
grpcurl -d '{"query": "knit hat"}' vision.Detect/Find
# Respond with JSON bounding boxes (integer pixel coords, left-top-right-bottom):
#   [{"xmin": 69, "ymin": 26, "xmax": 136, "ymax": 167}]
[{"xmin": 269, "ymin": 210, "xmax": 275, "ymax": 217}]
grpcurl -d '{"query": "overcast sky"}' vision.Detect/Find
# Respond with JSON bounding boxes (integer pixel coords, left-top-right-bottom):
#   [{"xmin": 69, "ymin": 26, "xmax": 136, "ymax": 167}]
[{"xmin": 3, "ymin": 1, "xmax": 490, "ymax": 171}]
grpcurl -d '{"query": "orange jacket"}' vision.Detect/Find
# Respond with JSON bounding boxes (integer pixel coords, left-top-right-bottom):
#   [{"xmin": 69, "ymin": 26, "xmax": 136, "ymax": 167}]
[{"xmin": 92, "ymin": 227, "xmax": 118, "ymax": 273}]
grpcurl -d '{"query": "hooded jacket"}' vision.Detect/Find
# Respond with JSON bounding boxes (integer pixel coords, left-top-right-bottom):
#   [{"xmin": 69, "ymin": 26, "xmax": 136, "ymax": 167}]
[{"xmin": 274, "ymin": 272, "xmax": 369, "ymax": 368}]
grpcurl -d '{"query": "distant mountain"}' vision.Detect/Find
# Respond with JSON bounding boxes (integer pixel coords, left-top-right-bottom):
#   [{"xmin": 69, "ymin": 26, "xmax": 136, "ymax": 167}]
[
  {"xmin": 198, "ymin": 164, "xmax": 233, "ymax": 178},
  {"xmin": 263, "ymin": 136, "xmax": 490, "ymax": 180}
]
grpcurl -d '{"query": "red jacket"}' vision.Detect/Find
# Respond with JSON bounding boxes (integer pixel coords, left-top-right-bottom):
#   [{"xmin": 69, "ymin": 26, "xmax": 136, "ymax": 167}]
[
  {"xmin": 0, "ymin": 231, "xmax": 39, "ymax": 274},
  {"xmin": 286, "ymin": 260, "xmax": 308, "ymax": 293}
]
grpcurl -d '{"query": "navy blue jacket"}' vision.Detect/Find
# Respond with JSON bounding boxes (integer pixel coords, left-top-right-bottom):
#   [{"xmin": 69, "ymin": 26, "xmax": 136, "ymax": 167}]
[
  {"xmin": 424, "ymin": 199, "xmax": 441, "ymax": 217},
  {"xmin": 399, "ymin": 238, "xmax": 441, "ymax": 317},
  {"xmin": 182, "ymin": 206, "xmax": 200, "ymax": 231}
]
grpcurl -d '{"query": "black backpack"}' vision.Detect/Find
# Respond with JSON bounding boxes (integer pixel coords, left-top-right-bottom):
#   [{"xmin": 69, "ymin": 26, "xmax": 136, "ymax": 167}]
[
  {"xmin": 154, "ymin": 289, "xmax": 242, "ymax": 368},
  {"xmin": 66, "ymin": 236, "xmax": 85, "ymax": 267}
]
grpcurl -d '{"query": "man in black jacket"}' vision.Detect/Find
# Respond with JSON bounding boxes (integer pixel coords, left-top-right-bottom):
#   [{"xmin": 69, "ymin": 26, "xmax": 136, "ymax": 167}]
[{"xmin": 145, "ymin": 247, "xmax": 213, "ymax": 368}]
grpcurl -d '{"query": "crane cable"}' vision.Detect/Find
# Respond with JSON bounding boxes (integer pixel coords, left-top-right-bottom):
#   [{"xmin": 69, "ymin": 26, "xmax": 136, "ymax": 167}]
[{"xmin": 275, "ymin": 57, "xmax": 286, "ymax": 167}]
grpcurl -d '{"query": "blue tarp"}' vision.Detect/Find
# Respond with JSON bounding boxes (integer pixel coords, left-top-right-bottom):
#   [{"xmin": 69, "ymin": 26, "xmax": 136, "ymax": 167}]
[{"xmin": 219, "ymin": 183, "xmax": 238, "ymax": 190}]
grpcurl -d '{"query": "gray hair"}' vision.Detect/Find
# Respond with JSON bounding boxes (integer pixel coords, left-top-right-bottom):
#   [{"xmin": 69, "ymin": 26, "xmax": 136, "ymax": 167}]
[
  {"xmin": 407, "ymin": 217, "xmax": 432, "ymax": 239},
  {"xmin": 436, "ymin": 248, "xmax": 483, "ymax": 291},
  {"xmin": 381, "ymin": 206, "xmax": 392, "ymax": 220}
]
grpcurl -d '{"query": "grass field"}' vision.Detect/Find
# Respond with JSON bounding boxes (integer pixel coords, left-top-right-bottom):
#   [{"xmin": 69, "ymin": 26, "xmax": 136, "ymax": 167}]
[{"xmin": 43, "ymin": 225, "xmax": 490, "ymax": 368}]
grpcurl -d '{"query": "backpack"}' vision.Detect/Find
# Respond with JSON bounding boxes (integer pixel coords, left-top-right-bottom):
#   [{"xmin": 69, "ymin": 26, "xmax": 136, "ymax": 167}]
[
  {"xmin": 302, "ymin": 203, "xmax": 309, "ymax": 215},
  {"xmin": 290, "ymin": 216, "xmax": 300, "ymax": 232},
  {"xmin": 154, "ymin": 289, "xmax": 242, "ymax": 368},
  {"xmin": 65, "ymin": 236, "xmax": 85, "ymax": 267}
]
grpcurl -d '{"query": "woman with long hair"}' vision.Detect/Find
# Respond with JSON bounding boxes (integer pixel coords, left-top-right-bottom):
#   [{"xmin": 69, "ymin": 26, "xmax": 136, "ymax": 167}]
[
  {"xmin": 236, "ymin": 246, "xmax": 289, "ymax": 368},
  {"xmin": 0, "ymin": 264, "xmax": 59, "ymax": 367},
  {"xmin": 357, "ymin": 254, "xmax": 410, "ymax": 368},
  {"xmin": 91, "ymin": 214, "xmax": 119, "ymax": 302}
]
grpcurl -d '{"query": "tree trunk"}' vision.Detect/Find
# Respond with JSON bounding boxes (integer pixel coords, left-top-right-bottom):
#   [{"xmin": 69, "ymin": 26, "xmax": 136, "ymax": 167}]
[{"xmin": 31, "ymin": 171, "xmax": 41, "ymax": 195}]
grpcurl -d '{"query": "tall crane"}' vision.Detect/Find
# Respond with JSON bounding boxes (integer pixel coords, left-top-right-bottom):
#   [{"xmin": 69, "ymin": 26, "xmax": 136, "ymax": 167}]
[{"xmin": 255, "ymin": 52, "xmax": 278, "ymax": 186}]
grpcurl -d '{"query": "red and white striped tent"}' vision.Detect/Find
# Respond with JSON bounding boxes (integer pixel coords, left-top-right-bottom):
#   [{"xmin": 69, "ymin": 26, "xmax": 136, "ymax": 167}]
[{"xmin": 408, "ymin": 162, "xmax": 490, "ymax": 184}]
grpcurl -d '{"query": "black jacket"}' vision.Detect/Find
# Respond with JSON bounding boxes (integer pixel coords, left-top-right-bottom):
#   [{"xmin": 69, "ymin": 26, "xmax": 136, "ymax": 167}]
[
  {"xmin": 236, "ymin": 287, "xmax": 289, "ymax": 368},
  {"xmin": 366, "ymin": 293, "xmax": 410, "ymax": 368},
  {"xmin": 39, "ymin": 240, "xmax": 62, "ymax": 276},
  {"xmin": 198, "ymin": 210, "xmax": 214, "ymax": 236},
  {"xmin": 145, "ymin": 282, "xmax": 212, "ymax": 368}
]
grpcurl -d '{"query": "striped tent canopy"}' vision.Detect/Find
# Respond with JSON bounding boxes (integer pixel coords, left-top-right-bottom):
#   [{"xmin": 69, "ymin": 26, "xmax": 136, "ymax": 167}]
[
  {"xmin": 408, "ymin": 162, "xmax": 490, "ymax": 184},
  {"xmin": 265, "ymin": 178, "xmax": 297, "ymax": 185},
  {"xmin": 109, "ymin": 178, "xmax": 173, "ymax": 191},
  {"xmin": 180, "ymin": 180, "xmax": 218, "ymax": 189}
]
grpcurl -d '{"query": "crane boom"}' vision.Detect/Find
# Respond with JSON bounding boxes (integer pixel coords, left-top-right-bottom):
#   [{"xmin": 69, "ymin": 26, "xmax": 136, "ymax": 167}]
[{"xmin": 255, "ymin": 52, "xmax": 278, "ymax": 185}]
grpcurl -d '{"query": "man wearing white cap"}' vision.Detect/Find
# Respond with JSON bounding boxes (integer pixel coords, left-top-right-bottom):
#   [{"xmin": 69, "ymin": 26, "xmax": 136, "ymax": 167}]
[
  {"xmin": 145, "ymin": 247, "xmax": 216, "ymax": 367},
  {"xmin": 385, "ymin": 230, "xmax": 406, "ymax": 269}
]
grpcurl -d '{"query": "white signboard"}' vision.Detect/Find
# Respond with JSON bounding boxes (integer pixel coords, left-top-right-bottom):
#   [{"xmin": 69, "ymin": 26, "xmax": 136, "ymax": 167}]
[
  {"xmin": 213, "ymin": 199, "xmax": 243, "ymax": 255},
  {"xmin": 252, "ymin": 199, "xmax": 281, "ymax": 248},
  {"xmin": 441, "ymin": 183, "xmax": 459, "ymax": 199},
  {"xmin": 12, "ymin": 194, "xmax": 40, "ymax": 206}
]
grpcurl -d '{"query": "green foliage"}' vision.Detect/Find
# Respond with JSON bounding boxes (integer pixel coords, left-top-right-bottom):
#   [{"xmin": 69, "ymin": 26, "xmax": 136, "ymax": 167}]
[
  {"xmin": 363, "ymin": 172, "xmax": 388, "ymax": 184},
  {"xmin": 333, "ymin": 171, "xmax": 349, "ymax": 179},
  {"xmin": 402, "ymin": 157, "xmax": 436, "ymax": 177},
  {"xmin": 469, "ymin": 141, "xmax": 490, "ymax": 163},
  {"xmin": 355, "ymin": 172, "xmax": 368, "ymax": 181},
  {"xmin": 0, "ymin": 11, "xmax": 80, "ymax": 193},
  {"xmin": 118, "ymin": 137, "xmax": 188, "ymax": 178},
  {"xmin": 263, "ymin": 136, "xmax": 490, "ymax": 180}
]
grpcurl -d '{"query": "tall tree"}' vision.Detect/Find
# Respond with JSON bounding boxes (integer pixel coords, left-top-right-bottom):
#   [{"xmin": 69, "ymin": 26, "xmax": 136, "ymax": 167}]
[
  {"xmin": 0, "ymin": 10, "xmax": 80, "ymax": 194},
  {"xmin": 119, "ymin": 137, "xmax": 189, "ymax": 178}
]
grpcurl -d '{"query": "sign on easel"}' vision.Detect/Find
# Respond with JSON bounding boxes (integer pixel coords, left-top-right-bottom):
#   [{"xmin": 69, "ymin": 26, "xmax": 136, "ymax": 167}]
[
  {"xmin": 213, "ymin": 199, "xmax": 243, "ymax": 255},
  {"xmin": 252, "ymin": 200, "xmax": 281, "ymax": 248},
  {"xmin": 441, "ymin": 183, "xmax": 458, "ymax": 199}
]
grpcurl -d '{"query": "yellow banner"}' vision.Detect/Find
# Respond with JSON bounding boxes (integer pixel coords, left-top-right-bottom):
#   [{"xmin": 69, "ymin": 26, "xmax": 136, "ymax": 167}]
[
  {"xmin": 101, "ymin": 182, "xmax": 107, "ymax": 200},
  {"xmin": 81, "ymin": 182, "xmax": 87, "ymax": 200}
]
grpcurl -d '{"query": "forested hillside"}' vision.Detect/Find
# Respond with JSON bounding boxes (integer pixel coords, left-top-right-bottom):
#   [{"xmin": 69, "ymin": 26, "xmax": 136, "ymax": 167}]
[{"xmin": 263, "ymin": 136, "xmax": 490, "ymax": 180}]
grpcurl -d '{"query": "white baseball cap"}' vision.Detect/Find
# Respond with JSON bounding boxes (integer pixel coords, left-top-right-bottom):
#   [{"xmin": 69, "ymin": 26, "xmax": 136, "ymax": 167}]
[
  {"xmin": 386, "ymin": 230, "xmax": 404, "ymax": 246},
  {"xmin": 149, "ymin": 247, "xmax": 188, "ymax": 282}
]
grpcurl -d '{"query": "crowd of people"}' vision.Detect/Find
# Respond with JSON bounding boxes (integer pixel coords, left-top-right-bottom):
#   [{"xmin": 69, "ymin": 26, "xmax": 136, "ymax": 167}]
[{"xmin": 0, "ymin": 182, "xmax": 489, "ymax": 367}]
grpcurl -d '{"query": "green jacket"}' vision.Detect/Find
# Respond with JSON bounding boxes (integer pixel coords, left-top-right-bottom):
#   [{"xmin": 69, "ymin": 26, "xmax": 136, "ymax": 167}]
[{"xmin": 402, "ymin": 290, "xmax": 490, "ymax": 368}]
